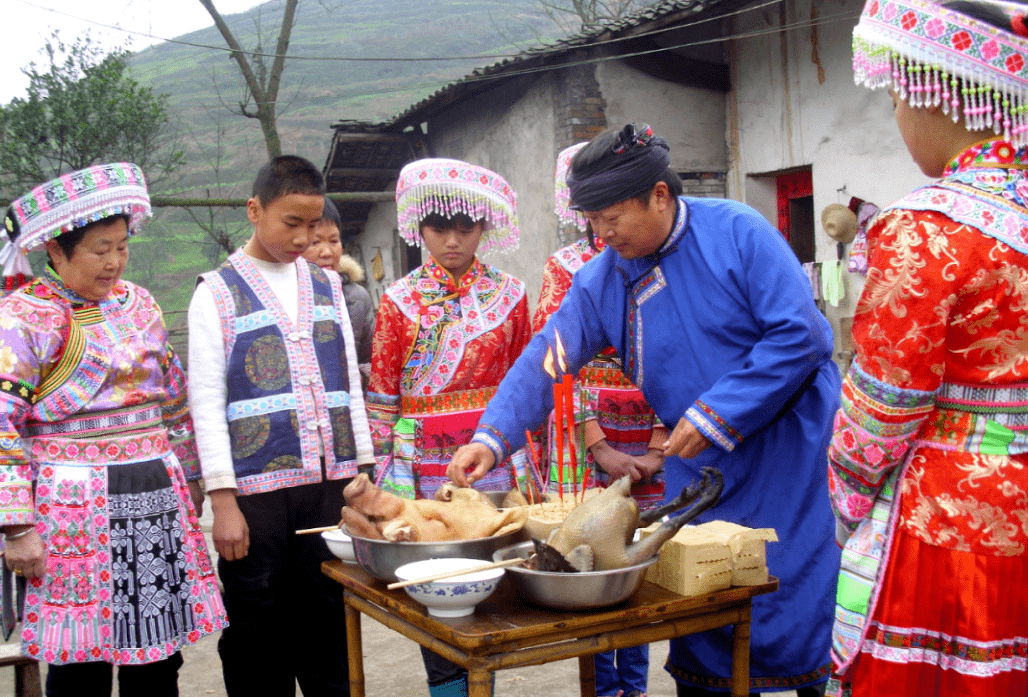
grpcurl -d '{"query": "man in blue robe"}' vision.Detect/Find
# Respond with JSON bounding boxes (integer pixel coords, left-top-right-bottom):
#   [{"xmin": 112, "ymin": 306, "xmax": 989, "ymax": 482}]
[{"xmin": 449, "ymin": 124, "xmax": 840, "ymax": 696}]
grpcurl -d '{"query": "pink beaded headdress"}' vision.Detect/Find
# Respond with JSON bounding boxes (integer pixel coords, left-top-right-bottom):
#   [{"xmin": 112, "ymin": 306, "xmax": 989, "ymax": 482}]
[
  {"xmin": 853, "ymin": 0, "xmax": 1028, "ymax": 145},
  {"xmin": 394, "ymin": 158, "xmax": 519, "ymax": 255},
  {"xmin": 555, "ymin": 143, "xmax": 588, "ymax": 232},
  {"xmin": 6, "ymin": 162, "xmax": 151, "ymax": 252}
]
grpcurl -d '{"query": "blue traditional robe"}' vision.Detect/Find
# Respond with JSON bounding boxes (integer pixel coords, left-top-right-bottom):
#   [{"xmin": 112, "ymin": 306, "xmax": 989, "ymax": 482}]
[{"xmin": 474, "ymin": 197, "xmax": 841, "ymax": 692}]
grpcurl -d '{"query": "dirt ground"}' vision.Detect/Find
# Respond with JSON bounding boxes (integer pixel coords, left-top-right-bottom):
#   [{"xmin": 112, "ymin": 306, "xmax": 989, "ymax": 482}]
[{"xmin": 0, "ymin": 506, "xmax": 799, "ymax": 697}]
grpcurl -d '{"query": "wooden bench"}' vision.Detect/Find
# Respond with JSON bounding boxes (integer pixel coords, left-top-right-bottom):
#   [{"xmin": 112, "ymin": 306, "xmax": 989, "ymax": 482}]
[{"xmin": 0, "ymin": 642, "xmax": 42, "ymax": 697}]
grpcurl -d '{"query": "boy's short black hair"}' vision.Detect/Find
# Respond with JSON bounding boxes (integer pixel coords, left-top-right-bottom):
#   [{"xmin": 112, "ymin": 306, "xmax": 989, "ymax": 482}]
[
  {"xmin": 418, "ymin": 212, "xmax": 480, "ymax": 232},
  {"xmin": 252, "ymin": 155, "xmax": 326, "ymax": 205}
]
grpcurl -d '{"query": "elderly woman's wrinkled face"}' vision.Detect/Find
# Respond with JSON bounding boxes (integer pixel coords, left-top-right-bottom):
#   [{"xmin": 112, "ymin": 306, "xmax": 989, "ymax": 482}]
[
  {"xmin": 46, "ymin": 217, "xmax": 130, "ymax": 301},
  {"xmin": 303, "ymin": 220, "xmax": 343, "ymax": 271}
]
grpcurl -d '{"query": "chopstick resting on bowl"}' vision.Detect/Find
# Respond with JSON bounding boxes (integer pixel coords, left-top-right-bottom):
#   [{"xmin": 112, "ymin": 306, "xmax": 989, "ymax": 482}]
[
  {"xmin": 295, "ymin": 524, "xmax": 342, "ymax": 535},
  {"xmin": 387, "ymin": 557, "xmax": 529, "ymax": 590}
]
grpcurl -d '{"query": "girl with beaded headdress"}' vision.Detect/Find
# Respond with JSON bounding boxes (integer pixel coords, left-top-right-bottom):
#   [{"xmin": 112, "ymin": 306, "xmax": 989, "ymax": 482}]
[
  {"xmin": 829, "ymin": 1, "xmax": 1028, "ymax": 694},
  {"xmin": 0, "ymin": 164, "xmax": 227, "ymax": 695},
  {"xmin": 365, "ymin": 158, "xmax": 532, "ymax": 696}
]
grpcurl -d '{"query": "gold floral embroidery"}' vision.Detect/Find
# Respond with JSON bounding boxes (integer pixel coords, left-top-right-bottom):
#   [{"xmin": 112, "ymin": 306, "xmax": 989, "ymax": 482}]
[
  {"xmin": 900, "ymin": 451, "xmax": 1026, "ymax": 557},
  {"xmin": 860, "ymin": 211, "xmax": 930, "ymax": 319}
]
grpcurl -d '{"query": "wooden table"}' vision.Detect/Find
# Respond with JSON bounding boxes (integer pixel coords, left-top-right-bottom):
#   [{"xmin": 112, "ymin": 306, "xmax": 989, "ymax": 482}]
[{"xmin": 323, "ymin": 560, "xmax": 777, "ymax": 697}]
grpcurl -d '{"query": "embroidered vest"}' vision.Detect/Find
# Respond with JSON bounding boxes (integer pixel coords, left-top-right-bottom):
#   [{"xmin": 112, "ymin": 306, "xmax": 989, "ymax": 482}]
[{"xmin": 202, "ymin": 252, "xmax": 359, "ymax": 494}]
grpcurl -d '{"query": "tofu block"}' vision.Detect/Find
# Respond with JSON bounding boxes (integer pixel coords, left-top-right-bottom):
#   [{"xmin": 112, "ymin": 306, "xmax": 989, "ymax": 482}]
[
  {"xmin": 639, "ymin": 524, "xmax": 733, "ymax": 597},
  {"xmin": 696, "ymin": 520, "xmax": 778, "ymax": 586}
]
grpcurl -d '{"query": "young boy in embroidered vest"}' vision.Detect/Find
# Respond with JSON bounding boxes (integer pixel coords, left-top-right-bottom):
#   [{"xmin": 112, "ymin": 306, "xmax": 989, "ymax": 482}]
[
  {"xmin": 188, "ymin": 155, "xmax": 373, "ymax": 697},
  {"xmin": 366, "ymin": 158, "xmax": 532, "ymax": 696}
]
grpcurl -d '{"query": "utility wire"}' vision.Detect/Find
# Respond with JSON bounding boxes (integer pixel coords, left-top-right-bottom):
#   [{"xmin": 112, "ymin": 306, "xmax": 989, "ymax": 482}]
[
  {"xmin": 11, "ymin": 0, "xmax": 859, "ymax": 114},
  {"xmin": 14, "ymin": 0, "xmax": 786, "ymax": 63}
]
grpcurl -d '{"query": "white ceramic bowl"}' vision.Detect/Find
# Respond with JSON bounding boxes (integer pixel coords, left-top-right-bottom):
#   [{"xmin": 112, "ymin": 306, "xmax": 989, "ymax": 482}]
[
  {"xmin": 322, "ymin": 529, "xmax": 357, "ymax": 563},
  {"xmin": 393, "ymin": 557, "xmax": 504, "ymax": 618}
]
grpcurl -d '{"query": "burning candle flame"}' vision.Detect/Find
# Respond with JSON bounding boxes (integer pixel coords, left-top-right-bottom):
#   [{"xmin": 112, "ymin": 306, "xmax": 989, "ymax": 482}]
[
  {"xmin": 543, "ymin": 346, "xmax": 557, "ymax": 380},
  {"xmin": 555, "ymin": 332, "xmax": 568, "ymax": 376}
]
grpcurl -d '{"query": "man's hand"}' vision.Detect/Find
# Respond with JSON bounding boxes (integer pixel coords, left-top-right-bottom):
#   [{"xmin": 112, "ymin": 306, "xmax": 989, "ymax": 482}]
[
  {"xmin": 589, "ymin": 440, "xmax": 644, "ymax": 481},
  {"xmin": 209, "ymin": 489, "xmax": 249, "ymax": 561},
  {"xmin": 447, "ymin": 443, "xmax": 496, "ymax": 487},
  {"xmin": 188, "ymin": 480, "xmax": 205, "ymax": 518},
  {"xmin": 3, "ymin": 527, "xmax": 46, "ymax": 578},
  {"xmin": 663, "ymin": 417, "xmax": 712, "ymax": 459}
]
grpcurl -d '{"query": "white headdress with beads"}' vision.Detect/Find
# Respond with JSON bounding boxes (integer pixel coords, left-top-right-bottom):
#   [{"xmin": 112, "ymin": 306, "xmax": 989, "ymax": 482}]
[{"xmin": 853, "ymin": 0, "xmax": 1028, "ymax": 145}]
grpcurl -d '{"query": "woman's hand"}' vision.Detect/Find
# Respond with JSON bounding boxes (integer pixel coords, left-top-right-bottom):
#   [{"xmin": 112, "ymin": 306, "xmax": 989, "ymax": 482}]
[
  {"xmin": 209, "ymin": 489, "xmax": 249, "ymax": 562},
  {"xmin": 636, "ymin": 448, "xmax": 665, "ymax": 480},
  {"xmin": 4, "ymin": 527, "xmax": 46, "ymax": 579},
  {"xmin": 188, "ymin": 480, "xmax": 205, "ymax": 518},
  {"xmin": 663, "ymin": 417, "xmax": 712, "ymax": 459},
  {"xmin": 589, "ymin": 439, "xmax": 644, "ymax": 481},
  {"xmin": 447, "ymin": 443, "xmax": 496, "ymax": 487}
]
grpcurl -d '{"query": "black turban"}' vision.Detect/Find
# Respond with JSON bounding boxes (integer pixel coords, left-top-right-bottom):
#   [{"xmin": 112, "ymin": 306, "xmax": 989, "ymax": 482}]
[{"xmin": 567, "ymin": 124, "xmax": 671, "ymax": 212}]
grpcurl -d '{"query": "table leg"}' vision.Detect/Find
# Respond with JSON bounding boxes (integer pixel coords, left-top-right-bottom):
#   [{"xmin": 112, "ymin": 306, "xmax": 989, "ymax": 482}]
[
  {"xmin": 345, "ymin": 601, "xmax": 366, "ymax": 697},
  {"xmin": 731, "ymin": 619, "xmax": 751, "ymax": 697},
  {"xmin": 468, "ymin": 669, "xmax": 492, "ymax": 697},
  {"xmin": 578, "ymin": 654, "xmax": 596, "ymax": 697}
]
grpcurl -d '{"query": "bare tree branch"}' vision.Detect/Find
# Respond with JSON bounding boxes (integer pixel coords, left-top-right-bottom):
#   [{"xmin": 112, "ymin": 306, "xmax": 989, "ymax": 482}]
[{"xmin": 198, "ymin": 0, "xmax": 301, "ymax": 158}]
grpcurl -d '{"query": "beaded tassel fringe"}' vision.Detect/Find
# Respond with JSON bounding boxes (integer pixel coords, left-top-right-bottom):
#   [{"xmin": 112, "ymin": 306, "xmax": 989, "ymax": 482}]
[{"xmin": 854, "ymin": 39, "xmax": 1028, "ymax": 148}]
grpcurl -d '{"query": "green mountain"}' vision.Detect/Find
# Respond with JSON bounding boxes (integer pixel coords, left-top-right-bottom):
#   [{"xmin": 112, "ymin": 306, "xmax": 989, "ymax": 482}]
[
  {"xmin": 117, "ymin": 0, "xmax": 563, "ymax": 353},
  {"xmin": 129, "ymin": 0, "xmax": 561, "ymax": 183}
]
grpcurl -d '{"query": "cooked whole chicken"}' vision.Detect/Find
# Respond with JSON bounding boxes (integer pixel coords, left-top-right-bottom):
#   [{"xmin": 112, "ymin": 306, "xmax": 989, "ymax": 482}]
[
  {"xmin": 341, "ymin": 474, "xmax": 527, "ymax": 542},
  {"xmin": 535, "ymin": 467, "xmax": 724, "ymax": 572}
]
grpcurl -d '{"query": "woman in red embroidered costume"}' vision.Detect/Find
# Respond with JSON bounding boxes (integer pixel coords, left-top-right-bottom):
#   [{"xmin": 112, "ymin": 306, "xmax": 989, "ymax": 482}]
[
  {"xmin": 830, "ymin": 1, "xmax": 1028, "ymax": 695},
  {"xmin": 0, "ymin": 164, "xmax": 226, "ymax": 696},
  {"xmin": 366, "ymin": 158, "xmax": 532, "ymax": 506},
  {"xmin": 365, "ymin": 158, "xmax": 532, "ymax": 696}
]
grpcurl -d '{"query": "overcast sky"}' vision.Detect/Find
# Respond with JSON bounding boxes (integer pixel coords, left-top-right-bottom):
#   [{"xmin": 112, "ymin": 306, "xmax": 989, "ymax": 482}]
[{"xmin": 2, "ymin": 0, "xmax": 262, "ymax": 104}]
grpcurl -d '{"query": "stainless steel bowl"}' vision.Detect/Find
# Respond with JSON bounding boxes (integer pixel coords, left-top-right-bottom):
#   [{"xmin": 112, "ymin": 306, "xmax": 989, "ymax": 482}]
[
  {"xmin": 347, "ymin": 527, "xmax": 527, "ymax": 582},
  {"xmin": 492, "ymin": 541, "xmax": 658, "ymax": 610}
]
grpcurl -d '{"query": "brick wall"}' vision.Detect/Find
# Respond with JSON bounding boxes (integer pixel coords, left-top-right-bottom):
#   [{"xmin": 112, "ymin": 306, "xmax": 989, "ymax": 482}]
[
  {"xmin": 679, "ymin": 171, "xmax": 726, "ymax": 199},
  {"xmin": 554, "ymin": 65, "xmax": 608, "ymax": 246}
]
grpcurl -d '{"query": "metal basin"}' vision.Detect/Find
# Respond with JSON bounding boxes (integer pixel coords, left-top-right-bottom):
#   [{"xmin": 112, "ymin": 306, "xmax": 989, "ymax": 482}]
[
  {"xmin": 492, "ymin": 541, "xmax": 658, "ymax": 611},
  {"xmin": 347, "ymin": 527, "xmax": 527, "ymax": 583}
]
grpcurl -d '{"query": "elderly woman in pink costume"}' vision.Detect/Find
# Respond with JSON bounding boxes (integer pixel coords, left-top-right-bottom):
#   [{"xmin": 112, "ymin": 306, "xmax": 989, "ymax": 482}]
[
  {"xmin": 0, "ymin": 164, "xmax": 227, "ymax": 697},
  {"xmin": 829, "ymin": 1, "xmax": 1028, "ymax": 695}
]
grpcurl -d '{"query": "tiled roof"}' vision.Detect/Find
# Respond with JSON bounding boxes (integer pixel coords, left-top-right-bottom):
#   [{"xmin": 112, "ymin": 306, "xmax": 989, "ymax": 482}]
[{"xmin": 332, "ymin": 0, "xmax": 731, "ymax": 132}]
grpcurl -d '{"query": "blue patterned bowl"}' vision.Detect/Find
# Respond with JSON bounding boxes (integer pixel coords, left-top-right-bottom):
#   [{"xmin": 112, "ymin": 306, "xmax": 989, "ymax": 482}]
[{"xmin": 393, "ymin": 557, "xmax": 504, "ymax": 618}]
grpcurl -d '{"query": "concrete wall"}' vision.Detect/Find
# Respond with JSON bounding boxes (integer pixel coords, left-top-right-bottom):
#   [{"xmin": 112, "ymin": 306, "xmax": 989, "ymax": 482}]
[
  {"xmin": 726, "ymin": 0, "xmax": 933, "ymax": 366},
  {"xmin": 359, "ymin": 200, "xmax": 403, "ymax": 309},
  {"xmin": 597, "ymin": 60, "xmax": 727, "ymax": 173},
  {"xmin": 428, "ymin": 74, "xmax": 559, "ymax": 306}
]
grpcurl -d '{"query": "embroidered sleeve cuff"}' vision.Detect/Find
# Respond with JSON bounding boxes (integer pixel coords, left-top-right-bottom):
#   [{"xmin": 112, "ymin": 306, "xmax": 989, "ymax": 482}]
[
  {"xmin": 685, "ymin": 401, "xmax": 743, "ymax": 453},
  {"xmin": 473, "ymin": 425, "xmax": 509, "ymax": 466},
  {"xmin": 171, "ymin": 436, "xmax": 202, "ymax": 481}
]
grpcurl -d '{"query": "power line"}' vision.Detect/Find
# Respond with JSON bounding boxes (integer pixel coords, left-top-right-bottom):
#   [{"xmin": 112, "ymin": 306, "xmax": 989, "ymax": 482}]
[
  {"xmin": 12, "ymin": 0, "xmax": 859, "ymax": 115},
  {"xmin": 13, "ymin": 0, "xmax": 787, "ymax": 63}
]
